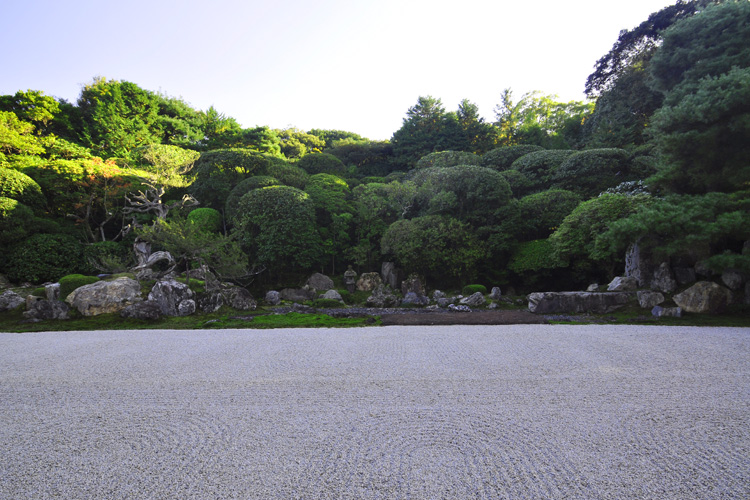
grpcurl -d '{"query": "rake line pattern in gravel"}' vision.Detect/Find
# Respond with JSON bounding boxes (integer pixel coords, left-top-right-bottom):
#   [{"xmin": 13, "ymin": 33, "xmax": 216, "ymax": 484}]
[{"xmin": 1, "ymin": 325, "xmax": 749, "ymax": 499}]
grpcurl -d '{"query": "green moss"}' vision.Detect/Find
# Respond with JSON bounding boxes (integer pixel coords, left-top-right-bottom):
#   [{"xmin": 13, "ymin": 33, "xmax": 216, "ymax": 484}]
[
  {"xmin": 462, "ymin": 284, "xmax": 487, "ymax": 296},
  {"xmin": 58, "ymin": 274, "xmax": 100, "ymax": 300}
]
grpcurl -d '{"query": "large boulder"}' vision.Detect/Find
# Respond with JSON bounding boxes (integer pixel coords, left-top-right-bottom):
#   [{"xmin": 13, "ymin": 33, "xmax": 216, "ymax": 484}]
[
  {"xmin": 637, "ymin": 291, "xmax": 665, "ymax": 309},
  {"xmin": 66, "ymin": 278, "xmax": 143, "ymax": 316},
  {"xmin": 365, "ymin": 284, "xmax": 399, "ymax": 308},
  {"xmin": 23, "ymin": 300, "xmax": 69, "ymax": 321},
  {"xmin": 306, "ymin": 272, "xmax": 334, "ymax": 291},
  {"xmin": 148, "ymin": 279, "xmax": 195, "ymax": 317},
  {"xmin": 381, "ymin": 262, "xmax": 401, "ymax": 290},
  {"xmin": 400, "ymin": 274, "xmax": 425, "ymax": 297},
  {"xmin": 265, "ymin": 290, "xmax": 281, "ymax": 305},
  {"xmin": 0, "ymin": 290, "xmax": 25, "ymax": 311},
  {"xmin": 528, "ymin": 292, "xmax": 631, "ymax": 314},
  {"xmin": 402, "ymin": 291, "xmax": 429, "ymax": 306},
  {"xmin": 224, "ymin": 286, "xmax": 256, "ymax": 310},
  {"xmin": 120, "ymin": 301, "xmax": 163, "ymax": 320},
  {"xmin": 625, "ymin": 241, "xmax": 654, "ymax": 287},
  {"xmin": 607, "ymin": 276, "xmax": 638, "ymax": 292},
  {"xmin": 280, "ymin": 288, "xmax": 315, "ymax": 303},
  {"xmin": 460, "ymin": 292, "xmax": 486, "ymax": 307},
  {"xmin": 321, "ymin": 289, "xmax": 344, "ymax": 302},
  {"xmin": 651, "ymin": 262, "xmax": 677, "ymax": 293},
  {"xmin": 721, "ymin": 269, "xmax": 745, "ymax": 291},
  {"xmin": 673, "ymin": 281, "xmax": 733, "ymax": 314},
  {"xmin": 357, "ymin": 272, "xmax": 382, "ymax": 292}
]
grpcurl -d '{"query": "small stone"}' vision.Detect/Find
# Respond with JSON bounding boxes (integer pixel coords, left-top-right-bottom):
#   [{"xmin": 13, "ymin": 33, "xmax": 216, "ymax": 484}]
[
  {"xmin": 0, "ymin": 290, "xmax": 25, "ymax": 312},
  {"xmin": 637, "ymin": 291, "xmax": 665, "ymax": 309},
  {"xmin": 586, "ymin": 284, "xmax": 600, "ymax": 292},
  {"xmin": 651, "ymin": 306, "xmax": 682, "ymax": 318},
  {"xmin": 489, "ymin": 287, "xmax": 502, "ymax": 300},
  {"xmin": 265, "ymin": 290, "xmax": 281, "ymax": 305},
  {"xmin": 721, "ymin": 269, "xmax": 745, "ymax": 290}
]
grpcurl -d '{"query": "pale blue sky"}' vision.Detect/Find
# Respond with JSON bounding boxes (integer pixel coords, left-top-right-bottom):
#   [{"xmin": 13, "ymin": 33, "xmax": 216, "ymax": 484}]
[{"xmin": 2, "ymin": 0, "xmax": 676, "ymax": 140}]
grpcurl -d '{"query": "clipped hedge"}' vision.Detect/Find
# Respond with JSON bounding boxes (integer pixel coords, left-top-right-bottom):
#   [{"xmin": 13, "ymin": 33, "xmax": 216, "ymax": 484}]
[
  {"xmin": 0, "ymin": 196, "xmax": 34, "ymax": 245},
  {"xmin": 462, "ymin": 284, "xmax": 487, "ymax": 296},
  {"xmin": 4, "ymin": 233, "xmax": 87, "ymax": 283},
  {"xmin": 510, "ymin": 150, "xmax": 575, "ymax": 193},
  {"xmin": 58, "ymin": 274, "xmax": 100, "ymax": 300},
  {"xmin": 188, "ymin": 207, "xmax": 222, "ymax": 233},
  {"xmin": 482, "ymin": 145, "xmax": 544, "ymax": 171},
  {"xmin": 415, "ymin": 150, "xmax": 482, "ymax": 170},
  {"xmin": 297, "ymin": 153, "xmax": 346, "ymax": 176}
]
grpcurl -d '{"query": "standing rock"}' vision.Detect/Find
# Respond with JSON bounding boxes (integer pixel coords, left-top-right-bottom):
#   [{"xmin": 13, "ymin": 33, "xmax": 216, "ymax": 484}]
[
  {"xmin": 651, "ymin": 262, "xmax": 677, "ymax": 294},
  {"xmin": 460, "ymin": 292, "xmax": 486, "ymax": 307},
  {"xmin": 357, "ymin": 272, "xmax": 382, "ymax": 292},
  {"xmin": 400, "ymin": 274, "xmax": 425, "ymax": 297},
  {"xmin": 721, "ymin": 269, "xmax": 745, "ymax": 290},
  {"xmin": 0, "ymin": 290, "xmax": 25, "ymax": 311},
  {"xmin": 489, "ymin": 287, "xmax": 502, "ymax": 301},
  {"xmin": 381, "ymin": 262, "xmax": 401, "ymax": 290},
  {"xmin": 45, "ymin": 283, "xmax": 61, "ymax": 301},
  {"xmin": 637, "ymin": 291, "xmax": 665, "ymax": 309},
  {"xmin": 265, "ymin": 290, "xmax": 281, "ymax": 305},
  {"xmin": 365, "ymin": 284, "xmax": 399, "ymax": 308},
  {"xmin": 307, "ymin": 272, "xmax": 334, "ymax": 291},
  {"xmin": 673, "ymin": 281, "xmax": 732, "ymax": 314},
  {"xmin": 694, "ymin": 260, "xmax": 715, "ymax": 278},
  {"xmin": 66, "ymin": 278, "xmax": 143, "ymax": 316},
  {"xmin": 23, "ymin": 300, "xmax": 69, "ymax": 321},
  {"xmin": 149, "ymin": 279, "xmax": 195, "ymax": 317},
  {"xmin": 432, "ymin": 290, "xmax": 446, "ymax": 300},
  {"xmin": 225, "ymin": 286, "xmax": 256, "ymax": 310},
  {"xmin": 625, "ymin": 241, "xmax": 654, "ymax": 287},
  {"xmin": 607, "ymin": 276, "xmax": 638, "ymax": 291}
]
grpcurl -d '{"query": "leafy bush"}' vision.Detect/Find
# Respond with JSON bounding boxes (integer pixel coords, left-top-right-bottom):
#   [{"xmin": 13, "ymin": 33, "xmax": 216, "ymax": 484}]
[
  {"xmin": 187, "ymin": 207, "xmax": 222, "ymax": 233},
  {"xmin": 58, "ymin": 274, "xmax": 100, "ymax": 300},
  {"xmin": 83, "ymin": 240, "xmax": 133, "ymax": 274},
  {"xmin": 510, "ymin": 150, "xmax": 575, "ymax": 193},
  {"xmin": 312, "ymin": 298, "xmax": 344, "ymax": 308},
  {"xmin": 498, "ymin": 169, "xmax": 533, "ymax": 197},
  {"xmin": 415, "ymin": 150, "xmax": 481, "ymax": 170},
  {"xmin": 297, "ymin": 153, "xmax": 346, "ymax": 176},
  {"xmin": 482, "ymin": 145, "xmax": 544, "ymax": 171},
  {"xmin": 508, "ymin": 239, "xmax": 567, "ymax": 274},
  {"xmin": 0, "ymin": 197, "xmax": 34, "ymax": 244},
  {"xmin": 225, "ymin": 176, "xmax": 280, "ymax": 222},
  {"xmin": 462, "ymin": 284, "xmax": 487, "ymax": 295},
  {"xmin": 0, "ymin": 166, "xmax": 45, "ymax": 210},
  {"xmin": 4, "ymin": 233, "xmax": 87, "ymax": 283},
  {"xmin": 264, "ymin": 161, "xmax": 309, "ymax": 189},
  {"xmin": 554, "ymin": 148, "xmax": 631, "ymax": 197},
  {"xmin": 517, "ymin": 189, "xmax": 582, "ymax": 241}
]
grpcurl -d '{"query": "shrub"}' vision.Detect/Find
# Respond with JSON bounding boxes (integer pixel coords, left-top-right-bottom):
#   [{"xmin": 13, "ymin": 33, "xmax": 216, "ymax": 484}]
[
  {"xmin": 510, "ymin": 150, "xmax": 575, "ymax": 193},
  {"xmin": 517, "ymin": 189, "xmax": 582, "ymax": 241},
  {"xmin": 187, "ymin": 207, "xmax": 222, "ymax": 233},
  {"xmin": 297, "ymin": 153, "xmax": 346, "ymax": 176},
  {"xmin": 83, "ymin": 240, "xmax": 133, "ymax": 274},
  {"xmin": 4, "ymin": 234, "xmax": 87, "ymax": 283},
  {"xmin": 0, "ymin": 166, "xmax": 45, "ymax": 210},
  {"xmin": 0, "ymin": 197, "xmax": 34, "ymax": 245},
  {"xmin": 462, "ymin": 284, "xmax": 487, "ymax": 295},
  {"xmin": 264, "ymin": 161, "xmax": 309, "ymax": 189},
  {"xmin": 482, "ymin": 145, "xmax": 544, "ymax": 171},
  {"xmin": 415, "ymin": 150, "xmax": 482, "ymax": 170},
  {"xmin": 58, "ymin": 274, "xmax": 100, "ymax": 300},
  {"xmin": 498, "ymin": 169, "xmax": 533, "ymax": 197},
  {"xmin": 508, "ymin": 239, "xmax": 566, "ymax": 274},
  {"xmin": 554, "ymin": 148, "xmax": 631, "ymax": 198},
  {"xmin": 224, "ymin": 176, "xmax": 280, "ymax": 222}
]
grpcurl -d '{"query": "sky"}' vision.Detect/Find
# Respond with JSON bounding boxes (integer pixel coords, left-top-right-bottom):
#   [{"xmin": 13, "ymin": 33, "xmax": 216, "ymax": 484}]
[{"xmin": 1, "ymin": 0, "xmax": 677, "ymax": 140}]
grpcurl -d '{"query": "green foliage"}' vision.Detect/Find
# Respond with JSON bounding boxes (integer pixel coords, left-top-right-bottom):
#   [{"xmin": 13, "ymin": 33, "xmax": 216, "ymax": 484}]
[
  {"xmin": 554, "ymin": 148, "xmax": 632, "ymax": 197},
  {"xmin": 462, "ymin": 284, "xmax": 487, "ymax": 295},
  {"xmin": 498, "ymin": 170, "xmax": 532, "ymax": 197},
  {"xmin": 275, "ymin": 128, "xmax": 325, "ymax": 159},
  {"xmin": 233, "ymin": 186, "xmax": 322, "ymax": 271},
  {"xmin": 481, "ymin": 145, "xmax": 544, "ymax": 171},
  {"xmin": 517, "ymin": 189, "xmax": 582, "ymax": 241},
  {"xmin": 264, "ymin": 161, "xmax": 309, "ymax": 189},
  {"xmin": 509, "ymin": 150, "xmax": 575, "ymax": 194},
  {"xmin": 132, "ymin": 144, "xmax": 200, "ymax": 186},
  {"xmin": 224, "ymin": 176, "xmax": 280, "ymax": 223},
  {"xmin": 305, "ymin": 174, "xmax": 351, "ymax": 217},
  {"xmin": 0, "ymin": 166, "xmax": 45, "ymax": 210},
  {"xmin": 415, "ymin": 150, "xmax": 481, "ymax": 170},
  {"xmin": 381, "ymin": 215, "xmax": 488, "ymax": 284},
  {"xmin": 187, "ymin": 207, "xmax": 222, "ymax": 233},
  {"xmin": 326, "ymin": 140, "xmax": 395, "ymax": 177},
  {"xmin": 297, "ymin": 152, "xmax": 346, "ymax": 176},
  {"xmin": 308, "ymin": 129, "xmax": 366, "ymax": 149},
  {"xmin": 0, "ymin": 90, "xmax": 61, "ymax": 131},
  {"xmin": 456, "ymin": 98, "xmax": 499, "ymax": 154},
  {"xmin": 508, "ymin": 239, "xmax": 566, "ymax": 274},
  {"xmin": 83, "ymin": 240, "xmax": 133, "ymax": 273},
  {"xmin": 4, "ymin": 233, "xmax": 87, "ymax": 283},
  {"xmin": 0, "ymin": 196, "xmax": 34, "ymax": 244},
  {"xmin": 45, "ymin": 136, "xmax": 94, "ymax": 160},
  {"xmin": 58, "ymin": 274, "xmax": 100, "ymax": 300},
  {"xmin": 0, "ymin": 111, "xmax": 45, "ymax": 156},
  {"xmin": 551, "ymin": 193, "xmax": 651, "ymax": 262}
]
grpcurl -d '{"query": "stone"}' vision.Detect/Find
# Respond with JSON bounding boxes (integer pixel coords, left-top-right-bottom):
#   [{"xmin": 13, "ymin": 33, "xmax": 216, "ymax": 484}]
[
  {"xmin": 265, "ymin": 290, "xmax": 281, "ymax": 305},
  {"xmin": 120, "ymin": 301, "xmax": 163, "ymax": 320},
  {"xmin": 489, "ymin": 287, "xmax": 502, "ymax": 301},
  {"xmin": 197, "ymin": 290, "xmax": 224, "ymax": 313},
  {"xmin": 66, "ymin": 278, "xmax": 143, "ymax": 316},
  {"xmin": 460, "ymin": 292, "xmax": 486, "ymax": 307},
  {"xmin": 26, "ymin": 295, "xmax": 43, "ymax": 309},
  {"xmin": 637, "ymin": 290, "xmax": 665, "ymax": 309},
  {"xmin": 625, "ymin": 241, "xmax": 653, "ymax": 287},
  {"xmin": 381, "ymin": 262, "xmax": 401, "ymax": 290},
  {"xmin": 432, "ymin": 290, "xmax": 446, "ymax": 300},
  {"xmin": 306, "ymin": 272, "xmax": 334, "ymax": 291},
  {"xmin": 721, "ymin": 269, "xmax": 745, "ymax": 290},
  {"xmin": 436, "ymin": 297, "xmax": 453, "ymax": 308},
  {"xmin": 694, "ymin": 260, "xmax": 715, "ymax": 278},
  {"xmin": 44, "ymin": 283, "xmax": 60, "ymax": 301},
  {"xmin": 488, "ymin": 302, "xmax": 498, "ymax": 310},
  {"xmin": 0, "ymin": 290, "xmax": 25, "ymax": 312},
  {"xmin": 651, "ymin": 262, "xmax": 677, "ymax": 294},
  {"xmin": 673, "ymin": 267, "xmax": 696, "ymax": 286},
  {"xmin": 321, "ymin": 289, "xmax": 344, "ymax": 302},
  {"xmin": 448, "ymin": 304, "xmax": 472, "ymax": 312},
  {"xmin": 402, "ymin": 291, "xmax": 429, "ymax": 306},
  {"xmin": 527, "ymin": 292, "xmax": 631, "ymax": 314},
  {"xmin": 224, "ymin": 286, "xmax": 256, "ymax": 310},
  {"xmin": 356, "ymin": 272, "xmax": 382, "ymax": 292},
  {"xmin": 365, "ymin": 284, "xmax": 399, "ymax": 308},
  {"xmin": 280, "ymin": 288, "xmax": 315, "ymax": 303},
  {"xmin": 343, "ymin": 266, "xmax": 357, "ymax": 293},
  {"xmin": 607, "ymin": 276, "xmax": 638, "ymax": 292},
  {"xmin": 291, "ymin": 303, "xmax": 315, "ymax": 313},
  {"xmin": 400, "ymin": 274, "xmax": 425, "ymax": 297},
  {"xmin": 22, "ymin": 300, "xmax": 69, "ymax": 321},
  {"xmin": 673, "ymin": 281, "xmax": 732, "ymax": 314},
  {"xmin": 651, "ymin": 306, "xmax": 682, "ymax": 318},
  {"xmin": 148, "ymin": 279, "xmax": 195, "ymax": 317},
  {"xmin": 586, "ymin": 284, "xmax": 600, "ymax": 292}
]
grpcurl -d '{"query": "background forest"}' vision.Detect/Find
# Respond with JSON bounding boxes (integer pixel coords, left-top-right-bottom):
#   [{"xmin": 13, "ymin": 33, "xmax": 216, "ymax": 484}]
[{"xmin": 1, "ymin": 0, "xmax": 749, "ymax": 296}]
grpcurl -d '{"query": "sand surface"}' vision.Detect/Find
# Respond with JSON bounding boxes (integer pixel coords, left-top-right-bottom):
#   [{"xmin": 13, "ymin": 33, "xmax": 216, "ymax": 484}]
[{"xmin": 1, "ymin": 325, "xmax": 749, "ymax": 499}]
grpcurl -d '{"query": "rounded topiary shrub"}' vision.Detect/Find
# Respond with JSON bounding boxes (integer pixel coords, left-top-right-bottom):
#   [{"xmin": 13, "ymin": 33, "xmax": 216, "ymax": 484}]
[
  {"xmin": 462, "ymin": 284, "xmax": 487, "ymax": 296},
  {"xmin": 415, "ymin": 151, "xmax": 482, "ymax": 170},
  {"xmin": 58, "ymin": 274, "xmax": 100, "ymax": 300},
  {"xmin": 4, "ymin": 233, "xmax": 87, "ymax": 283},
  {"xmin": 510, "ymin": 150, "xmax": 575, "ymax": 193},
  {"xmin": 297, "ymin": 153, "xmax": 346, "ymax": 176},
  {"xmin": 553, "ymin": 148, "xmax": 631, "ymax": 198},
  {"xmin": 225, "ymin": 176, "xmax": 280, "ymax": 223},
  {"xmin": 0, "ymin": 166, "xmax": 46, "ymax": 210},
  {"xmin": 188, "ymin": 207, "xmax": 222, "ymax": 233},
  {"xmin": 0, "ymin": 196, "xmax": 34, "ymax": 245},
  {"xmin": 482, "ymin": 145, "xmax": 544, "ymax": 171}
]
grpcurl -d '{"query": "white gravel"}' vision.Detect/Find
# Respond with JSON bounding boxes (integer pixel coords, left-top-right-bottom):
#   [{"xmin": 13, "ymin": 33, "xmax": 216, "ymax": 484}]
[{"xmin": 1, "ymin": 325, "xmax": 749, "ymax": 499}]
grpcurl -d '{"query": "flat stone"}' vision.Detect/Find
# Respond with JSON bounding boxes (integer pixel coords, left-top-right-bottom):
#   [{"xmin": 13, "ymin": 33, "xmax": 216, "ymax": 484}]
[
  {"xmin": 528, "ymin": 292, "xmax": 631, "ymax": 314},
  {"xmin": 651, "ymin": 306, "xmax": 682, "ymax": 318},
  {"xmin": 607, "ymin": 276, "xmax": 638, "ymax": 292}
]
